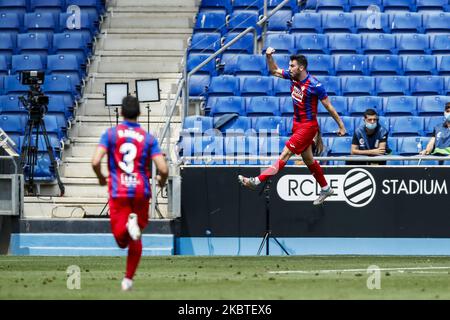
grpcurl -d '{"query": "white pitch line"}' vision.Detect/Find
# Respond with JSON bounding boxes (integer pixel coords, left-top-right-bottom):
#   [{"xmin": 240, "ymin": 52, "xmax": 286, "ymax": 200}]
[{"xmin": 268, "ymin": 266, "xmax": 450, "ymax": 274}]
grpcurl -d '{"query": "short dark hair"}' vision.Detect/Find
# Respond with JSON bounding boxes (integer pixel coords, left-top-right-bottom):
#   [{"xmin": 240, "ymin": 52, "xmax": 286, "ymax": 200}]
[
  {"xmin": 445, "ymin": 102, "xmax": 450, "ymax": 111},
  {"xmin": 289, "ymin": 54, "xmax": 308, "ymax": 69},
  {"xmin": 121, "ymin": 95, "xmax": 140, "ymax": 119},
  {"xmin": 364, "ymin": 108, "xmax": 378, "ymax": 118}
]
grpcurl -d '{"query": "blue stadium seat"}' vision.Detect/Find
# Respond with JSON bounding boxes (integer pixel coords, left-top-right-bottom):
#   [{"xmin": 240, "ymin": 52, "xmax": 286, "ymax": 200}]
[
  {"xmin": 398, "ymin": 137, "xmax": 430, "ymax": 156},
  {"xmin": 53, "ymin": 32, "xmax": 90, "ymax": 65},
  {"xmin": 223, "ymin": 32, "xmax": 255, "ymax": 54},
  {"xmin": 267, "ymin": 0, "xmax": 298, "ymax": 10},
  {"xmin": 284, "ymin": 117, "xmax": 293, "ymax": 134},
  {"xmin": 239, "ymin": 76, "xmax": 273, "ymax": 96},
  {"xmin": 182, "ymin": 116, "xmax": 214, "ymax": 135},
  {"xmin": 362, "ymin": 34, "xmax": 396, "ymax": 54},
  {"xmin": 0, "ymin": 95, "xmax": 27, "ymax": 114},
  {"xmin": 219, "ymin": 53, "xmax": 238, "ymax": 75},
  {"xmin": 349, "ymin": 0, "xmax": 382, "ymax": 11},
  {"xmin": 279, "ymin": 96, "xmax": 293, "ymax": 116},
  {"xmin": 246, "ymin": 96, "xmax": 280, "ymax": 117},
  {"xmin": 437, "ymin": 56, "xmax": 450, "ymax": 75},
  {"xmin": 316, "ymin": 76, "xmax": 341, "ymax": 96},
  {"xmin": 375, "ymin": 76, "xmax": 410, "ymax": 96},
  {"xmin": 258, "ymin": 136, "xmax": 284, "ymax": 163},
  {"xmin": 418, "ymin": 96, "xmax": 450, "ymax": 116},
  {"xmin": 341, "ymin": 76, "xmax": 374, "ymax": 96},
  {"xmin": 209, "ymin": 96, "xmax": 245, "ymax": 116},
  {"xmin": 291, "ymin": 12, "xmax": 322, "ymax": 34},
  {"xmin": 328, "ymin": 34, "xmax": 362, "ymax": 54},
  {"xmin": 316, "ymin": 0, "xmax": 348, "ymax": 12},
  {"xmin": 17, "ymin": 33, "xmax": 50, "ymax": 59},
  {"xmin": 410, "ymin": 76, "xmax": 444, "ymax": 95},
  {"xmin": 252, "ymin": 116, "xmax": 285, "ymax": 136},
  {"xmin": 187, "ymin": 54, "xmax": 216, "ymax": 75},
  {"xmin": 3, "ymin": 75, "xmax": 29, "ymax": 94},
  {"xmin": 232, "ymin": 0, "xmax": 263, "ymax": 11},
  {"xmin": 0, "ymin": 76, "xmax": 4, "ymax": 94},
  {"xmin": 59, "ymin": 12, "xmax": 97, "ymax": 41},
  {"xmin": 0, "ymin": 0, "xmax": 27, "ymax": 16},
  {"xmin": 355, "ymin": 12, "xmax": 389, "ymax": 33},
  {"xmin": 424, "ymin": 116, "xmax": 445, "ymax": 136},
  {"xmin": 0, "ymin": 33, "xmax": 15, "ymax": 60},
  {"xmin": 0, "ymin": 113, "xmax": 27, "ymax": 133},
  {"xmin": 272, "ymin": 54, "xmax": 290, "ymax": 70},
  {"xmin": 207, "ymin": 75, "xmax": 238, "ymax": 96},
  {"xmin": 0, "ymin": 56, "xmax": 8, "ymax": 76},
  {"xmin": 47, "ymin": 94, "xmax": 73, "ymax": 120},
  {"xmin": 11, "ymin": 54, "xmax": 45, "ymax": 75},
  {"xmin": 189, "ymin": 74, "xmax": 210, "ymax": 97},
  {"xmin": 67, "ymin": 0, "xmax": 104, "ymax": 19},
  {"xmin": 264, "ymin": 34, "xmax": 295, "ymax": 54},
  {"xmin": 318, "ymin": 96, "xmax": 348, "ymax": 116},
  {"xmin": 273, "ymin": 78, "xmax": 291, "ymax": 96},
  {"xmin": 295, "ymin": 34, "xmax": 329, "ymax": 54},
  {"xmin": 224, "ymin": 135, "xmax": 247, "ymax": 164},
  {"xmin": 322, "ymin": 13, "xmax": 355, "ymax": 33},
  {"xmin": 382, "ymin": 0, "xmax": 416, "ymax": 12},
  {"xmin": 390, "ymin": 116, "xmax": 424, "ymax": 136},
  {"xmin": 383, "ymin": 96, "xmax": 417, "ymax": 116},
  {"xmin": 335, "ymin": 55, "xmax": 368, "ymax": 76},
  {"xmin": 267, "ymin": 10, "xmax": 292, "ymax": 32},
  {"xmin": 216, "ymin": 116, "xmax": 251, "ymax": 135},
  {"xmin": 306, "ymin": 54, "xmax": 335, "ymax": 75},
  {"xmin": 30, "ymin": 0, "xmax": 64, "ymax": 14},
  {"xmin": 423, "ymin": 12, "xmax": 450, "ymax": 33},
  {"xmin": 190, "ymin": 32, "xmax": 221, "ymax": 53},
  {"xmin": 235, "ymin": 55, "xmax": 267, "ymax": 76},
  {"xmin": 200, "ymin": 0, "xmax": 232, "ymax": 12},
  {"xmin": 47, "ymin": 54, "xmax": 82, "ymax": 81},
  {"xmin": 404, "ymin": 55, "xmax": 437, "ymax": 76},
  {"xmin": 416, "ymin": 0, "xmax": 449, "ymax": 11},
  {"xmin": 0, "ymin": 12, "xmax": 21, "ymax": 36},
  {"xmin": 194, "ymin": 10, "xmax": 227, "ymax": 34},
  {"xmin": 320, "ymin": 116, "xmax": 354, "ymax": 136},
  {"xmin": 329, "ymin": 137, "xmax": 352, "ymax": 156},
  {"xmin": 389, "ymin": 13, "xmax": 423, "ymax": 34},
  {"xmin": 396, "ymin": 34, "xmax": 430, "ymax": 55},
  {"xmin": 348, "ymin": 96, "xmax": 383, "ymax": 116},
  {"xmin": 446, "ymin": 77, "xmax": 450, "ymax": 95},
  {"xmin": 198, "ymin": 135, "xmax": 225, "ymax": 164},
  {"xmin": 227, "ymin": 10, "xmax": 259, "ymax": 33},
  {"xmin": 24, "ymin": 12, "xmax": 57, "ymax": 37},
  {"xmin": 18, "ymin": 135, "xmax": 62, "ymax": 159},
  {"xmin": 368, "ymin": 55, "xmax": 402, "ymax": 75},
  {"xmin": 42, "ymin": 74, "xmax": 77, "ymax": 101}
]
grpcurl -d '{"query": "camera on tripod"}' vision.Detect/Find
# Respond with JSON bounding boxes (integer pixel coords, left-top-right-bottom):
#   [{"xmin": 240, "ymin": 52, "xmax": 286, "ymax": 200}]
[{"xmin": 18, "ymin": 71, "xmax": 49, "ymax": 121}]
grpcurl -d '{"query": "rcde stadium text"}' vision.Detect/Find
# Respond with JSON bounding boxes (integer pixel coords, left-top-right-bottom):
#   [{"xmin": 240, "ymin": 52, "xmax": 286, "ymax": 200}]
[
  {"xmin": 178, "ymin": 304, "xmax": 272, "ymax": 317},
  {"xmin": 382, "ymin": 179, "xmax": 448, "ymax": 195}
]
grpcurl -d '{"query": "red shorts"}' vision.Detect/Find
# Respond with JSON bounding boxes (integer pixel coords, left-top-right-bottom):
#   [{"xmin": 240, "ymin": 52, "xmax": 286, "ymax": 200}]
[
  {"xmin": 286, "ymin": 121, "xmax": 319, "ymax": 155},
  {"xmin": 109, "ymin": 197, "xmax": 150, "ymax": 233}
]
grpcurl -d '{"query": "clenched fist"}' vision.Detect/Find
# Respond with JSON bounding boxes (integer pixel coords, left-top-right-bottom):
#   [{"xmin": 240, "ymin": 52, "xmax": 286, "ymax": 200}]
[{"xmin": 266, "ymin": 47, "xmax": 276, "ymax": 56}]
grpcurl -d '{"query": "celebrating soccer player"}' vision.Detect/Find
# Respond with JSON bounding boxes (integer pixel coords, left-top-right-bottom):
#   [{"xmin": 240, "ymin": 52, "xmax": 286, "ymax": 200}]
[{"xmin": 239, "ymin": 48, "xmax": 346, "ymax": 205}]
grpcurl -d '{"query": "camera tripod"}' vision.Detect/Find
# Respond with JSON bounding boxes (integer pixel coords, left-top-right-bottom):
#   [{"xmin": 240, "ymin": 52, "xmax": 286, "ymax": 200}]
[
  {"xmin": 20, "ymin": 110, "xmax": 65, "ymax": 196},
  {"xmin": 257, "ymin": 178, "xmax": 290, "ymax": 256}
]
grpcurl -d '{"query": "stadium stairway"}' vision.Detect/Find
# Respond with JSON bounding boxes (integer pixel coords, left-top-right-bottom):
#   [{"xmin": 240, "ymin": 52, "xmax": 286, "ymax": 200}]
[{"xmin": 23, "ymin": 0, "xmax": 198, "ymax": 219}]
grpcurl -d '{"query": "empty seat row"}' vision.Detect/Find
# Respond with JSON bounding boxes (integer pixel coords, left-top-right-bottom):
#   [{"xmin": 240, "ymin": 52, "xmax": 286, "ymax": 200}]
[
  {"xmin": 0, "ymin": 0, "xmax": 105, "ymax": 16},
  {"xmin": 188, "ymin": 74, "xmax": 450, "ymax": 97},
  {"xmin": 194, "ymin": 10, "xmax": 450, "ymax": 34}
]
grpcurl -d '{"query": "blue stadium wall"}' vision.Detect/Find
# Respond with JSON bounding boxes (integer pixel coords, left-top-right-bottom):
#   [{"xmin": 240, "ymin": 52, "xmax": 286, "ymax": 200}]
[{"xmin": 178, "ymin": 166, "xmax": 450, "ymax": 255}]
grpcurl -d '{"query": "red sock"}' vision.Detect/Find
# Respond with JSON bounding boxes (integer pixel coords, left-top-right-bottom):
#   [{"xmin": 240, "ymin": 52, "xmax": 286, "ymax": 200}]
[
  {"xmin": 125, "ymin": 239, "xmax": 142, "ymax": 280},
  {"xmin": 258, "ymin": 159, "xmax": 287, "ymax": 183},
  {"xmin": 307, "ymin": 161, "xmax": 328, "ymax": 188}
]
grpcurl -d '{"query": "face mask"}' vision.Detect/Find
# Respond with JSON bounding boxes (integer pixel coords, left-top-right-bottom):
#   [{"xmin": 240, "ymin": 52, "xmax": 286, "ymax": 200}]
[
  {"xmin": 365, "ymin": 122, "xmax": 377, "ymax": 130},
  {"xmin": 445, "ymin": 112, "xmax": 450, "ymax": 122}
]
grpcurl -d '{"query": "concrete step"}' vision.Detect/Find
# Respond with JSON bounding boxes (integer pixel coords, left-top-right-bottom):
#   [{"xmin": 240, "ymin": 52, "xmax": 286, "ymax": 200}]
[
  {"xmin": 112, "ymin": 0, "xmax": 198, "ymax": 7},
  {"xmin": 97, "ymin": 56, "xmax": 182, "ymax": 73},
  {"xmin": 107, "ymin": 14, "xmax": 193, "ymax": 29},
  {"xmin": 10, "ymin": 233, "xmax": 174, "ymax": 256},
  {"xmin": 104, "ymin": 28, "xmax": 192, "ymax": 35},
  {"xmin": 101, "ymin": 36, "xmax": 187, "ymax": 52}
]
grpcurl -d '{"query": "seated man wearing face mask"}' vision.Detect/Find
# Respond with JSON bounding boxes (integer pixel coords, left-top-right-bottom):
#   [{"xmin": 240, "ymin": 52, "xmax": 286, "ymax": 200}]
[
  {"xmin": 350, "ymin": 108, "xmax": 390, "ymax": 165},
  {"xmin": 420, "ymin": 102, "xmax": 450, "ymax": 157}
]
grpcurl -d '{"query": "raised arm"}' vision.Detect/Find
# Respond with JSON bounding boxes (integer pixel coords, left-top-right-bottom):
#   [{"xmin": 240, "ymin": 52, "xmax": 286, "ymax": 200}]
[
  {"xmin": 266, "ymin": 47, "xmax": 284, "ymax": 78},
  {"xmin": 320, "ymin": 97, "xmax": 346, "ymax": 136}
]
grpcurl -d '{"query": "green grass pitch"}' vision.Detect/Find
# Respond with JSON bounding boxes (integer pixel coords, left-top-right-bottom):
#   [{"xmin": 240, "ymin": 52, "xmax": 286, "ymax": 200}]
[{"xmin": 1, "ymin": 256, "xmax": 450, "ymax": 299}]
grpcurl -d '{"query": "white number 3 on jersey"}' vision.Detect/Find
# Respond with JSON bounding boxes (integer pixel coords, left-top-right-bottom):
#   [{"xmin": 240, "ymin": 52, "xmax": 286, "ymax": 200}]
[{"xmin": 118, "ymin": 143, "xmax": 137, "ymax": 174}]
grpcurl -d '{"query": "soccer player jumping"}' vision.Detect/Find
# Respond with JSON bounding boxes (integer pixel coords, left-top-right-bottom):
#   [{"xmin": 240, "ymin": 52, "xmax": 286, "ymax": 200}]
[
  {"xmin": 238, "ymin": 48, "xmax": 346, "ymax": 205},
  {"xmin": 92, "ymin": 95, "xmax": 168, "ymax": 291}
]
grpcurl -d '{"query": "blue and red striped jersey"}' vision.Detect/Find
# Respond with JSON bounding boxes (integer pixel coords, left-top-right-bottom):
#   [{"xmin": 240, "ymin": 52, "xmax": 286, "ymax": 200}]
[
  {"xmin": 281, "ymin": 71, "xmax": 328, "ymax": 123},
  {"xmin": 99, "ymin": 121, "xmax": 162, "ymax": 199}
]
